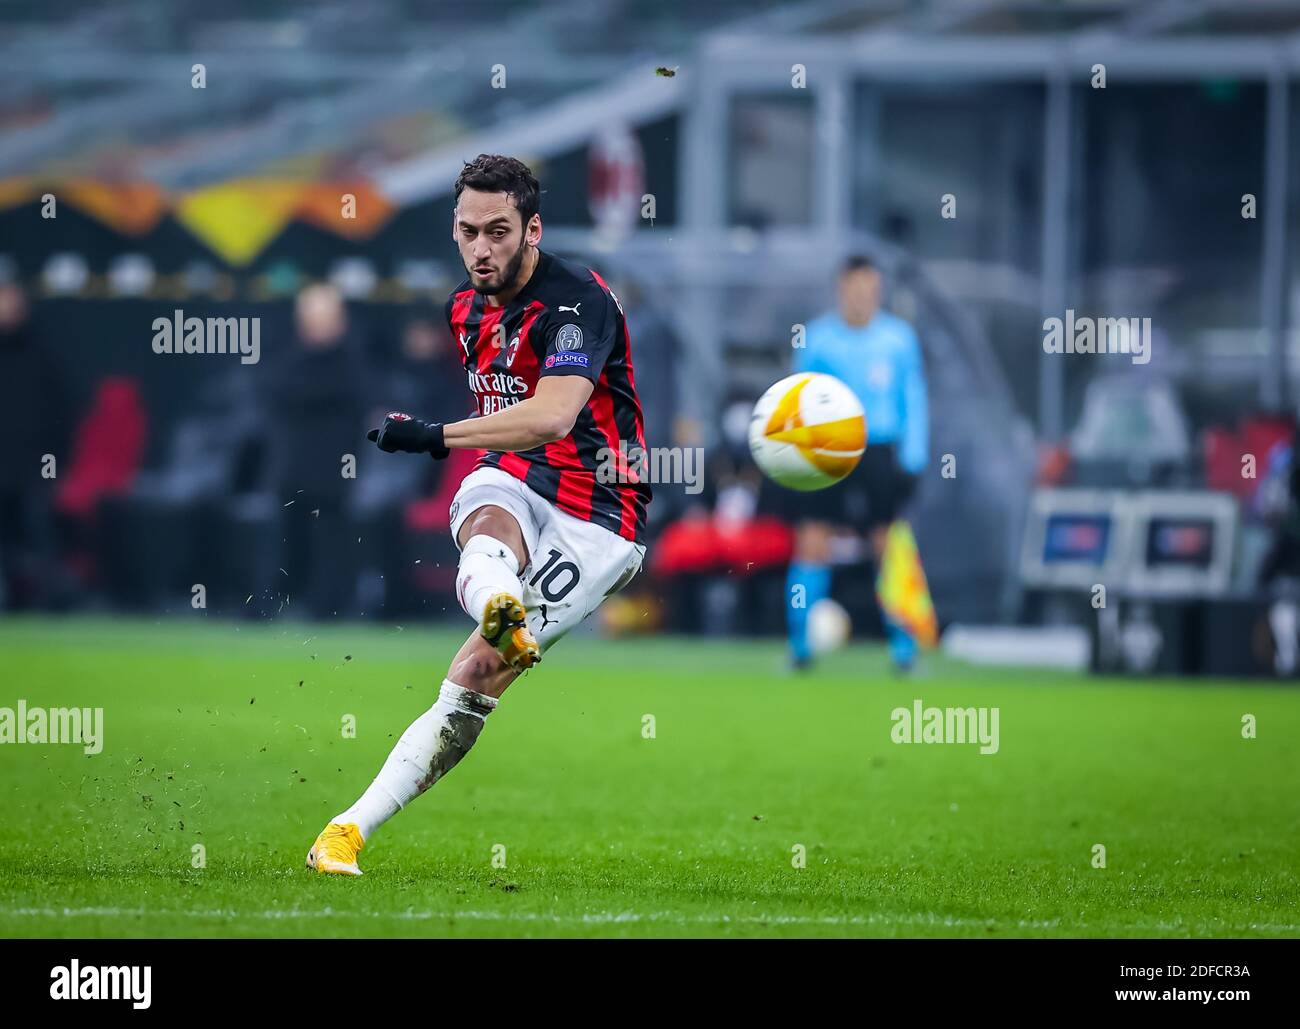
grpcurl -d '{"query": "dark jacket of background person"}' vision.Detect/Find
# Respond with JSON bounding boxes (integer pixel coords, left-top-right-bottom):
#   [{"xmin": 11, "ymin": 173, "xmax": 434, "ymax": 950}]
[
  {"xmin": 354, "ymin": 313, "xmax": 481, "ymax": 516},
  {"xmin": 0, "ymin": 294, "xmax": 70, "ymax": 609},
  {"xmin": 387, "ymin": 350, "xmax": 469, "ymax": 425},
  {"xmin": 265, "ymin": 333, "xmax": 371, "ymax": 499},
  {"xmin": 261, "ymin": 330, "xmax": 372, "ymax": 619},
  {"xmin": 0, "ymin": 314, "xmax": 67, "ymax": 490}
]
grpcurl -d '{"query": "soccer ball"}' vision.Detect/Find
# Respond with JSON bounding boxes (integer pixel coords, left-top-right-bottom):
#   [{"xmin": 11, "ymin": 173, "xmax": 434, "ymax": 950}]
[
  {"xmin": 808, "ymin": 598, "xmax": 851, "ymax": 654},
  {"xmin": 748, "ymin": 372, "xmax": 866, "ymax": 491}
]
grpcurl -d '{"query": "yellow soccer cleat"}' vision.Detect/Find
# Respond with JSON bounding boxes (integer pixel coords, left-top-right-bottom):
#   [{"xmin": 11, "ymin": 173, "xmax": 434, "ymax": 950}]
[
  {"xmin": 480, "ymin": 591, "xmax": 541, "ymax": 671},
  {"xmin": 306, "ymin": 822, "xmax": 365, "ymax": 876}
]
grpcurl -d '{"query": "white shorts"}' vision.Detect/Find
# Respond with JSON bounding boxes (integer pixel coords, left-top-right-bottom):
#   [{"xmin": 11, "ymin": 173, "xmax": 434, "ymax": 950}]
[{"xmin": 449, "ymin": 467, "xmax": 647, "ymax": 653}]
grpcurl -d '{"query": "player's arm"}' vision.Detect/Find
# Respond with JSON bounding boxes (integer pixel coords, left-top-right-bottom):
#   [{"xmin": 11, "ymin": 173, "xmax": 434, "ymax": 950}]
[
  {"xmin": 444, "ymin": 376, "xmax": 592, "ymax": 450},
  {"xmin": 367, "ymin": 377, "xmax": 592, "ymax": 456}
]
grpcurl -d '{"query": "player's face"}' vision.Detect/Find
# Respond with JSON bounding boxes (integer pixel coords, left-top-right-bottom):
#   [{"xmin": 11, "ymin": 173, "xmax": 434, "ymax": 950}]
[
  {"xmin": 838, "ymin": 268, "xmax": 880, "ymax": 327},
  {"xmin": 453, "ymin": 189, "xmax": 541, "ymax": 295}
]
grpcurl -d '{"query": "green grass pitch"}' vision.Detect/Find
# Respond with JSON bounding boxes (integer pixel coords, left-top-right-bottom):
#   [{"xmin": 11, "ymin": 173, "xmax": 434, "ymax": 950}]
[{"xmin": 0, "ymin": 617, "xmax": 1296, "ymax": 938}]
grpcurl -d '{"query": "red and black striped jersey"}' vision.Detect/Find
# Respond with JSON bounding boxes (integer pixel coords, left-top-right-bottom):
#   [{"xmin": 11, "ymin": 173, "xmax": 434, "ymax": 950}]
[{"xmin": 444, "ymin": 249, "xmax": 651, "ymax": 544}]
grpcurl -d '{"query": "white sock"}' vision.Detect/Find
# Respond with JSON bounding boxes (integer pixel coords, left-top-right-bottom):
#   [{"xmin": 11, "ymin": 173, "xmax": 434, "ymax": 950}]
[
  {"xmin": 457, "ymin": 534, "xmax": 522, "ymax": 621},
  {"xmin": 332, "ymin": 680, "xmax": 498, "ymax": 840}
]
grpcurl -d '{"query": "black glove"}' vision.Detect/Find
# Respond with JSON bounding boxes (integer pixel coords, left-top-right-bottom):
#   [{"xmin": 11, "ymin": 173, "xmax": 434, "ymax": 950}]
[{"xmin": 367, "ymin": 412, "xmax": 450, "ymax": 459}]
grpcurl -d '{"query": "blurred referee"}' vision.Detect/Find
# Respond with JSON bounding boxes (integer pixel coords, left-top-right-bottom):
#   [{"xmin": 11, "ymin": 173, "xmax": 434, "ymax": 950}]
[{"xmin": 779, "ymin": 255, "xmax": 928, "ymax": 671}]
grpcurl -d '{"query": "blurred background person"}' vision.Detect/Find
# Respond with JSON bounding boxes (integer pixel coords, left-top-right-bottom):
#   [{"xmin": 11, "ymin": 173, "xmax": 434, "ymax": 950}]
[
  {"xmin": 390, "ymin": 313, "xmax": 463, "ymax": 416},
  {"xmin": 267, "ymin": 282, "xmax": 371, "ymax": 618},
  {"xmin": 0, "ymin": 281, "xmax": 69, "ymax": 609},
  {"xmin": 354, "ymin": 310, "xmax": 469, "ymax": 616},
  {"xmin": 775, "ymin": 255, "xmax": 929, "ymax": 672}
]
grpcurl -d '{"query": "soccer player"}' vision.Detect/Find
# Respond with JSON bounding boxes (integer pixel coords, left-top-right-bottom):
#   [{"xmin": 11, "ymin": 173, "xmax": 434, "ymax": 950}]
[
  {"xmin": 307, "ymin": 155, "xmax": 650, "ymax": 875},
  {"xmin": 783, "ymin": 255, "xmax": 928, "ymax": 671}
]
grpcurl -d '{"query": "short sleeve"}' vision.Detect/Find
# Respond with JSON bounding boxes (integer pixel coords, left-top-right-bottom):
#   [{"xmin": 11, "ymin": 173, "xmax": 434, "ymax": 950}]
[{"xmin": 538, "ymin": 279, "xmax": 618, "ymax": 383}]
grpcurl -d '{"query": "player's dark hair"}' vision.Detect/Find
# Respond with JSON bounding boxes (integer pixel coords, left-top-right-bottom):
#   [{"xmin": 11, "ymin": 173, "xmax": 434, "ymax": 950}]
[
  {"xmin": 454, "ymin": 154, "xmax": 541, "ymax": 226},
  {"xmin": 841, "ymin": 254, "xmax": 876, "ymax": 275}
]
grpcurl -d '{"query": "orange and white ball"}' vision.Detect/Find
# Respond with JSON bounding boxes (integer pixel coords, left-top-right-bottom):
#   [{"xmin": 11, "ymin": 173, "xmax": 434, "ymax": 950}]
[{"xmin": 748, "ymin": 373, "xmax": 866, "ymax": 491}]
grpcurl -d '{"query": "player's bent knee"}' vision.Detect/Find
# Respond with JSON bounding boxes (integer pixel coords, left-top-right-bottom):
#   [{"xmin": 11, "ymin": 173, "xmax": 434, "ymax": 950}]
[
  {"xmin": 457, "ymin": 505, "xmax": 527, "ymax": 567},
  {"xmin": 457, "ymin": 505, "xmax": 510, "ymax": 546}
]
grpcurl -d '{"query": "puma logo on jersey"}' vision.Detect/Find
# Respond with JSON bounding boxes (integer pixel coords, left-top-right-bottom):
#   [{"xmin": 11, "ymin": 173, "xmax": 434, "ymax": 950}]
[
  {"xmin": 557, "ymin": 303, "xmax": 581, "ymax": 315},
  {"xmin": 459, "ymin": 331, "xmax": 470, "ymax": 356}
]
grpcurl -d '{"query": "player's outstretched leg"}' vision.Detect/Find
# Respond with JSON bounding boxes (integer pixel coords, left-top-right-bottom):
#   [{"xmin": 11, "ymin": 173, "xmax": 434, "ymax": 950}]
[
  {"xmin": 307, "ymin": 635, "xmax": 513, "ymax": 875},
  {"xmin": 307, "ymin": 503, "xmax": 539, "ymax": 875}
]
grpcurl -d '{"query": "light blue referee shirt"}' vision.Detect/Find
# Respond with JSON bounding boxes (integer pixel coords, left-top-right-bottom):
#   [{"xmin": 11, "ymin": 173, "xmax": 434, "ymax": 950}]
[{"xmin": 793, "ymin": 309, "xmax": 928, "ymax": 474}]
